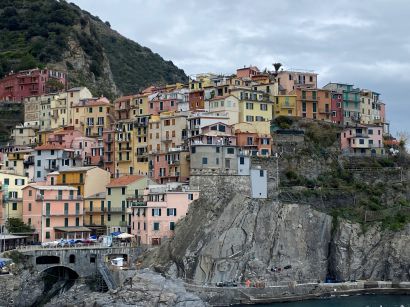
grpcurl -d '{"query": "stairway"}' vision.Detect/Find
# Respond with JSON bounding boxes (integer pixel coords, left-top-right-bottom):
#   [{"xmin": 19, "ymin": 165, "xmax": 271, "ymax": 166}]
[{"xmin": 97, "ymin": 262, "xmax": 117, "ymax": 290}]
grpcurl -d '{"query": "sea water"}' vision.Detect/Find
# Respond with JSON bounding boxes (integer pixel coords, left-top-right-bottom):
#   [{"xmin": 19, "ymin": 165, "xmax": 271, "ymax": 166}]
[{"xmin": 243, "ymin": 294, "xmax": 410, "ymax": 306}]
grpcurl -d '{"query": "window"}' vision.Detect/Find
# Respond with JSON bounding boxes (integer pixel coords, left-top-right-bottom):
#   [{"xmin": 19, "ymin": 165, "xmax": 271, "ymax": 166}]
[
  {"xmin": 260, "ymin": 104, "xmax": 268, "ymax": 111},
  {"xmin": 12, "ymin": 203, "xmax": 17, "ymax": 210},
  {"xmin": 202, "ymin": 157, "xmax": 208, "ymax": 165},
  {"xmin": 188, "ymin": 194, "xmax": 194, "ymax": 200},
  {"xmin": 64, "ymin": 203, "xmax": 69, "ymax": 215},
  {"xmin": 152, "ymin": 208, "xmax": 161, "ymax": 216},
  {"xmin": 246, "ymin": 115, "xmax": 254, "ymax": 122},
  {"xmin": 75, "ymin": 217, "xmax": 79, "ymax": 226},
  {"xmin": 64, "ymin": 218, "xmax": 69, "ymax": 227},
  {"xmin": 79, "ymin": 173, "xmax": 84, "ymax": 183},
  {"xmin": 122, "ymin": 187, "xmax": 126, "ymax": 195},
  {"xmin": 167, "ymin": 208, "xmax": 177, "ymax": 216},
  {"xmin": 368, "ymin": 129, "xmax": 373, "ymax": 135},
  {"xmin": 153, "ymin": 222, "xmax": 160, "ymax": 231},
  {"xmin": 69, "ymin": 255, "xmax": 75, "ymax": 263},
  {"xmin": 260, "ymin": 170, "xmax": 264, "ymax": 177},
  {"xmin": 240, "ymin": 157, "xmax": 245, "ymax": 165},
  {"xmin": 107, "ymin": 201, "xmax": 111, "ymax": 212},
  {"xmin": 216, "ymin": 147, "xmax": 220, "ymax": 153},
  {"xmin": 46, "ymin": 232, "xmax": 50, "ymax": 239},
  {"xmin": 359, "ymin": 139, "xmax": 365, "ymax": 144},
  {"xmin": 227, "ymin": 147, "xmax": 235, "ymax": 154},
  {"xmin": 28, "ymin": 203, "xmax": 32, "ymax": 211},
  {"xmin": 37, "ymin": 160, "xmax": 41, "ymax": 167},
  {"xmin": 246, "ymin": 102, "xmax": 254, "ymax": 110},
  {"xmin": 170, "ymin": 222, "xmax": 175, "ymax": 231},
  {"xmin": 107, "ymin": 214, "xmax": 111, "ymax": 222},
  {"xmin": 28, "ymin": 218, "xmax": 31, "ymax": 225},
  {"xmin": 255, "ymin": 116, "xmax": 264, "ymax": 121},
  {"xmin": 4, "ymin": 178, "xmax": 9, "ymax": 186},
  {"xmin": 99, "ymin": 106, "xmax": 103, "ymax": 112},
  {"xmin": 107, "ymin": 188, "xmax": 111, "ymax": 195},
  {"xmin": 46, "ymin": 218, "xmax": 50, "ymax": 227}
]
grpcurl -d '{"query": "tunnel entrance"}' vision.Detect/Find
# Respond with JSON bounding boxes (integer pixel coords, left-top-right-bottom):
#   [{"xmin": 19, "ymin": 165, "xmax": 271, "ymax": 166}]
[{"xmin": 34, "ymin": 266, "xmax": 79, "ymax": 306}]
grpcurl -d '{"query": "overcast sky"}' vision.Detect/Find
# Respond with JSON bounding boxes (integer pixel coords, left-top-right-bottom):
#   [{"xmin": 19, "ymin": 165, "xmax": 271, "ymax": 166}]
[{"xmin": 70, "ymin": 0, "xmax": 409, "ymax": 136}]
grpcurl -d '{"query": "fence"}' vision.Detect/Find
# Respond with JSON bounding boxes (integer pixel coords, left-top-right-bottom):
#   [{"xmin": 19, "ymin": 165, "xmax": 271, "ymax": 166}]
[{"xmin": 364, "ymin": 206, "xmax": 410, "ymax": 222}]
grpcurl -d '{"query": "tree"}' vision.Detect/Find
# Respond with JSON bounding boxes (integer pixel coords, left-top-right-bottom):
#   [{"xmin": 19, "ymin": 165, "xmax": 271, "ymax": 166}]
[
  {"xmin": 45, "ymin": 79, "xmax": 65, "ymax": 92},
  {"xmin": 5, "ymin": 218, "xmax": 33, "ymax": 234}
]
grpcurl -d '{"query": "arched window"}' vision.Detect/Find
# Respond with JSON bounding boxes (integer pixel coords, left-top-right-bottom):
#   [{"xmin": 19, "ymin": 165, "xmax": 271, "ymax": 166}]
[{"xmin": 69, "ymin": 254, "xmax": 76, "ymax": 263}]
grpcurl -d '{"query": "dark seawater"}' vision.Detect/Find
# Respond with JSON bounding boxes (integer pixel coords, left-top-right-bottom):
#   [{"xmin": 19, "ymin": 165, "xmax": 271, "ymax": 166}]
[{"xmin": 242, "ymin": 295, "xmax": 410, "ymax": 306}]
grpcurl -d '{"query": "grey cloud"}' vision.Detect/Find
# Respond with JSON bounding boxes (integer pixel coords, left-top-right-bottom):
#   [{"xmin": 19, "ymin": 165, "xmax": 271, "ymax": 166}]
[{"xmin": 70, "ymin": 0, "xmax": 410, "ymax": 135}]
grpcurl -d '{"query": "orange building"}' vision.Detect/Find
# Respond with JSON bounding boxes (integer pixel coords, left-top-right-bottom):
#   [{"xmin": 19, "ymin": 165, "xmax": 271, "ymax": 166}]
[{"xmin": 293, "ymin": 88, "xmax": 332, "ymax": 121}]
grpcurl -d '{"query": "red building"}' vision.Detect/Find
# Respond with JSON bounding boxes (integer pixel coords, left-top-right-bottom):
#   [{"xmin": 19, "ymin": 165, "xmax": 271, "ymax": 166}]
[
  {"xmin": 0, "ymin": 68, "xmax": 67, "ymax": 102},
  {"xmin": 331, "ymin": 92, "xmax": 344, "ymax": 125},
  {"xmin": 189, "ymin": 90, "xmax": 205, "ymax": 111}
]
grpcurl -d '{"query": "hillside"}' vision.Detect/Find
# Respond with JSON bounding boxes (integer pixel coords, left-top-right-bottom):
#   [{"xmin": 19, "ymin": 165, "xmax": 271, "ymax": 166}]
[{"xmin": 0, "ymin": 0, "xmax": 187, "ymax": 98}]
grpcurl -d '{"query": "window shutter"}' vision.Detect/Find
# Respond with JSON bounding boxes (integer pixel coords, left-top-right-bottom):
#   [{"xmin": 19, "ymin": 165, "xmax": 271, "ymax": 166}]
[
  {"xmin": 174, "ymin": 208, "xmax": 177, "ymax": 216},
  {"xmin": 159, "ymin": 209, "xmax": 161, "ymax": 216},
  {"xmin": 167, "ymin": 209, "xmax": 170, "ymax": 216},
  {"xmin": 152, "ymin": 209, "xmax": 155, "ymax": 216}
]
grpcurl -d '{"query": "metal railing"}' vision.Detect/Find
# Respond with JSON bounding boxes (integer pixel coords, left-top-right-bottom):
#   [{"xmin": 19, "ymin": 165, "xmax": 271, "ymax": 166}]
[{"xmin": 98, "ymin": 262, "xmax": 117, "ymax": 290}]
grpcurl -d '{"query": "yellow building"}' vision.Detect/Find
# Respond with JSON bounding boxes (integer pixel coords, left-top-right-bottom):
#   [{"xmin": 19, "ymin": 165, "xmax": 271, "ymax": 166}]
[
  {"xmin": 189, "ymin": 73, "xmax": 215, "ymax": 91},
  {"xmin": 105, "ymin": 175, "xmax": 152, "ymax": 233},
  {"xmin": 114, "ymin": 120, "xmax": 134, "ymax": 177},
  {"xmin": 230, "ymin": 89, "xmax": 273, "ymax": 129},
  {"xmin": 133, "ymin": 115, "xmax": 150, "ymax": 176},
  {"xmin": 83, "ymin": 191, "xmax": 106, "ymax": 235},
  {"xmin": 72, "ymin": 97, "xmax": 113, "ymax": 137},
  {"xmin": 54, "ymin": 166, "xmax": 111, "ymax": 198},
  {"xmin": 2, "ymin": 150, "xmax": 33, "ymax": 177},
  {"xmin": 0, "ymin": 172, "xmax": 28, "ymax": 223},
  {"xmin": 274, "ymin": 95, "xmax": 297, "ymax": 117},
  {"xmin": 50, "ymin": 92, "xmax": 69, "ymax": 129}
]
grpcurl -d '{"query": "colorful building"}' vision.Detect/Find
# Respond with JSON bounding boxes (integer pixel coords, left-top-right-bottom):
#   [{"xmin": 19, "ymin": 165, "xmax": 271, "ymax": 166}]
[
  {"xmin": 277, "ymin": 70, "xmax": 317, "ymax": 94},
  {"xmin": 83, "ymin": 192, "xmax": 106, "ymax": 235},
  {"xmin": 0, "ymin": 172, "xmax": 28, "ymax": 225},
  {"xmin": 293, "ymin": 88, "xmax": 332, "ymax": 121},
  {"xmin": 234, "ymin": 122, "xmax": 272, "ymax": 156},
  {"xmin": 72, "ymin": 97, "xmax": 113, "ymax": 137},
  {"xmin": 105, "ymin": 175, "xmax": 153, "ymax": 233},
  {"xmin": 274, "ymin": 95, "xmax": 297, "ymax": 117},
  {"xmin": 340, "ymin": 124, "xmax": 385, "ymax": 156},
  {"xmin": 0, "ymin": 68, "xmax": 67, "ymax": 102},
  {"xmin": 22, "ymin": 174, "xmax": 88, "ymax": 242},
  {"xmin": 53, "ymin": 166, "xmax": 111, "ymax": 198},
  {"xmin": 131, "ymin": 183, "xmax": 199, "ymax": 245}
]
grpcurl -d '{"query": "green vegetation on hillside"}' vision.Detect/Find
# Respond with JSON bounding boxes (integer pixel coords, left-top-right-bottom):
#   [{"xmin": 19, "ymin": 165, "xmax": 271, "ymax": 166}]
[
  {"xmin": 277, "ymin": 119, "xmax": 410, "ymax": 231},
  {"xmin": 0, "ymin": 0, "xmax": 187, "ymax": 96}
]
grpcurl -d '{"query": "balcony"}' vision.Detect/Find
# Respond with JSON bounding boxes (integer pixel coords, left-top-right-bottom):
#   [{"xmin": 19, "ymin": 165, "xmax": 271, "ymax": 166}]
[
  {"xmin": 107, "ymin": 207, "xmax": 126, "ymax": 213},
  {"xmin": 168, "ymin": 160, "xmax": 180, "ymax": 166},
  {"xmin": 161, "ymin": 137, "xmax": 172, "ymax": 143},
  {"xmin": 84, "ymin": 208, "xmax": 107, "ymax": 213},
  {"xmin": 55, "ymin": 195, "xmax": 83, "ymax": 201}
]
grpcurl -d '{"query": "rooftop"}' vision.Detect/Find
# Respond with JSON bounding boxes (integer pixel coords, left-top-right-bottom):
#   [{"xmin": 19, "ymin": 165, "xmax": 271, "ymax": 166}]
[{"xmin": 107, "ymin": 175, "xmax": 145, "ymax": 187}]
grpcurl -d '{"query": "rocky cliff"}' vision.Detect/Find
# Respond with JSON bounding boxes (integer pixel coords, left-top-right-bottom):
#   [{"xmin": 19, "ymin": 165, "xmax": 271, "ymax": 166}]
[{"xmin": 143, "ymin": 192, "xmax": 410, "ymax": 285}]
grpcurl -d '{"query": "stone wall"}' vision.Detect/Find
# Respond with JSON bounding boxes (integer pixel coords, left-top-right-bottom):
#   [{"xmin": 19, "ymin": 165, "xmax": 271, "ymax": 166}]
[{"xmin": 21, "ymin": 246, "xmax": 141, "ymax": 277}]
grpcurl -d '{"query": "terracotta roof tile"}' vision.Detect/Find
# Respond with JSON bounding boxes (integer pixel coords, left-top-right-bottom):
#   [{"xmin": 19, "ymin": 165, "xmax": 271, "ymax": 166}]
[
  {"xmin": 107, "ymin": 175, "xmax": 145, "ymax": 187},
  {"xmin": 35, "ymin": 144, "xmax": 66, "ymax": 150}
]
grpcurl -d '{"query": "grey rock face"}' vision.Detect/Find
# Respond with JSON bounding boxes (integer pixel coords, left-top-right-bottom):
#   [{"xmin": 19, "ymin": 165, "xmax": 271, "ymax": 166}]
[
  {"xmin": 45, "ymin": 269, "xmax": 206, "ymax": 307},
  {"xmin": 330, "ymin": 221, "xmax": 410, "ymax": 281},
  {"xmin": 143, "ymin": 191, "xmax": 410, "ymax": 288}
]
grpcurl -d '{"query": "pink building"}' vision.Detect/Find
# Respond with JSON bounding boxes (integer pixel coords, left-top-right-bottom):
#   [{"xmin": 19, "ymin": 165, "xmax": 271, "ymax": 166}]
[
  {"xmin": 46, "ymin": 127, "xmax": 83, "ymax": 148},
  {"xmin": 331, "ymin": 92, "xmax": 344, "ymax": 125},
  {"xmin": 22, "ymin": 174, "xmax": 88, "ymax": 242},
  {"xmin": 340, "ymin": 125, "xmax": 385, "ymax": 156},
  {"xmin": 148, "ymin": 94, "xmax": 179, "ymax": 115},
  {"xmin": 0, "ymin": 68, "xmax": 67, "ymax": 102},
  {"xmin": 131, "ymin": 184, "xmax": 199, "ymax": 245},
  {"xmin": 236, "ymin": 66, "xmax": 260, "ymax": 79}
]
